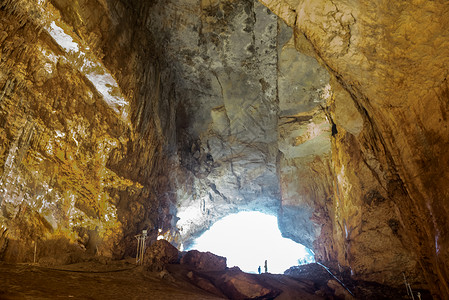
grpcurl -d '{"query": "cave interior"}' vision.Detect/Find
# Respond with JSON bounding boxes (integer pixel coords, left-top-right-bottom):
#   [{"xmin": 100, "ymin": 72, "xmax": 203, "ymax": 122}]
[{"xmin": 0, "ymin": 0, "xmax": 449, "ymax": 299}]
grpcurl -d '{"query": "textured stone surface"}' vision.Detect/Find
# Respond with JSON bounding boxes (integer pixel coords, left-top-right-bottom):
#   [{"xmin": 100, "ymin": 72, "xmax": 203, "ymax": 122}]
[
  {"xmin": 260, "ymin": 0, "xmax": 449, "ymax": 296},
  {"xmin": 144, "ymin": 0, "xmax": 333, "ymax": 253},
  {"xmin": 215, "ymin": 267, "xmax": 281, "ymax": 300},
  {"xmin": 276, "ymin": 22, "xmax": 333, "ymax": 249},
  {"xmin": 160, "ymin": 0, "xmax": 282, "ymax": 246},
  {"xmin": 0, "ymin": 0, "xmax": 332, "ymax": 264},
  {"xmin": 0, "ymin": 0, "xmax": 175, "ymax": 261},
  {"xmin": 4, "ymin": 261, "xmax": 414, "ymax": 299},
  {"xmin": 144, "ymin": 239, "xmax": 180, "ymax": 271},
  {"xmin": 180, "ymin": 250, "xmax": 227, "ymax": 272},
  {"xmin": 186, "ymin": 270, "xmax": 227, "ymax": 298}
]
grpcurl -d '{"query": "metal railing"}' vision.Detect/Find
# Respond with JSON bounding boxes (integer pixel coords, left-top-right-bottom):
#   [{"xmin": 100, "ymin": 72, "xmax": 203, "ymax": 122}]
[{"xmin": 135, "ymin": 230, "xmax": 147, "ymax": 265}]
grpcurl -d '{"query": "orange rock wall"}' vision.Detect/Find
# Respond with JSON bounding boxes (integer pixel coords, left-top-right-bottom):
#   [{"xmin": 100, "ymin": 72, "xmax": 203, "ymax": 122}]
[
  {"xmin": 260, "ymin": 0, "xmax": 449, "ymax": 297},
  {"xmin": 0, "ymin": 0, "xmax": 175, "ymax": 261}
]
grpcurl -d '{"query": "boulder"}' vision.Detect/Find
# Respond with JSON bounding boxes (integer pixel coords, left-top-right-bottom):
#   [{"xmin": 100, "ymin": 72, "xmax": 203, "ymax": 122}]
[
  {"xmin": 186, "ymin": 271, "xmax": 226, "ymax": 298},
  {"xmin": 215, "ymin": 267, "xmax": 281, "ymax": 299},
  {"xmin": 143, "ymin": 240, "xmax": 179, "ymax": 271},
  {"xmin": 180, "ymin": 250, "xmax": 226, "ymax": 271}
]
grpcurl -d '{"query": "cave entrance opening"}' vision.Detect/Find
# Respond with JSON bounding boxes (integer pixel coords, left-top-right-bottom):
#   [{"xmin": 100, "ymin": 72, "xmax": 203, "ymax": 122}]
[{"xmin": 188, "ymin": 211, "xmax": 314, "ymax": 274}]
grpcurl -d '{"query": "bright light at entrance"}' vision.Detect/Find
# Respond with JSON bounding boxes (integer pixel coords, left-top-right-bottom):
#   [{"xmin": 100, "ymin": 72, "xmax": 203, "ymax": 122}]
[{"xmin": 189, "ymin": 211, "xmax": 314, "ymax": 274}]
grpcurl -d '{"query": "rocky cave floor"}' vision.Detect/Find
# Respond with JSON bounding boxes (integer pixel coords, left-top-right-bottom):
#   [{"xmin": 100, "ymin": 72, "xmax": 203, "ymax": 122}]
[{"xmin": 0, "ymin": 258, "xmax": 432, "ymax": 299}]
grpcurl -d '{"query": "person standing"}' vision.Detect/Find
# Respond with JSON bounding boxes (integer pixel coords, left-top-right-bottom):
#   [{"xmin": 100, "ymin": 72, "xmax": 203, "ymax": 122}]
[{"xmin": 264, "ymin": 260, "xmax": 268, "ymax": 273}]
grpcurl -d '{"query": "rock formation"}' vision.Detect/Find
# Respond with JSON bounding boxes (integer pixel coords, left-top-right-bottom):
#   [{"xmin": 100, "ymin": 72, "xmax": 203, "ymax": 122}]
[
  {"xmin": 0, "ymin": 0, "xmax": 448, "ymax": 298},
  {"xmin": 180, "ymin": 250, "xmax": 227, "ymax": 272},
  {"xmin": 144, "ymin": 239, "xmax": 180, "ymax": 271},
  {"xmin": 258, "ymin": 0, "xmax": 449, "ymax": 296}
]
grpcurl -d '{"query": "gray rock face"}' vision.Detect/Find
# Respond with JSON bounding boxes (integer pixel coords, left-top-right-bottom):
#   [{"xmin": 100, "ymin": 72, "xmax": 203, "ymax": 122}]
[
  {"xmin": 144, "ymin": 0, "xmax": 332, "ymax": 249},
  {"xmin": 166, "ymin": 0, "xmax": 282, "ymax": 245}
]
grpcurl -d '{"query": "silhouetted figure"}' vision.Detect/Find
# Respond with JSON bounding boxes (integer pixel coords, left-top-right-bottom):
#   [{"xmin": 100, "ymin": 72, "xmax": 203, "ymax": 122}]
[
  {"xmin": 258, "ymin": 266, "xmax": 261, "ymax": 274},
  {"xmin": 264, "ymin": 260, "xmax": 268, "ymax": 273}
]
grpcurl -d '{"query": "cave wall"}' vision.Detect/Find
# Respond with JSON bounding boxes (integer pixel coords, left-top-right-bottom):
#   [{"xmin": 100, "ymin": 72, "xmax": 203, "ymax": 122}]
[
  {"xmin": 145, "ymin": 0, "xmax": 282, "ymax": 245},
  {"xmin": 276, "ymin": 23, "xmax": 333, "ymax": 249},
  {"xmin": 260, "ymin": 0, "xmax": 449, "ymax": 296},
  {"xmin": 0, "ymin": 0, "xmax": 333, "ymax": 258},
  {"xmin": 141, "ymin": 0, "xmax": 334, "ymax": 250},
  {"xmin": 0, "ymin": 0, "xmax": 176, "ymax": 261},
  {"xmin": 144, "ymin": 0, "xmax": 335, "ymax": 252}
]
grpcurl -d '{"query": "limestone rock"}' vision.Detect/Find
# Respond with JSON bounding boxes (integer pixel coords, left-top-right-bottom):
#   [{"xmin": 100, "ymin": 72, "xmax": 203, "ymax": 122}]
[
  {"xmin": 0, "ymin": 0, "xmax": 174, "ymax": 262},
  {"xmin": 215, "ymin": 267, "xmax": 281, "ymax": 300},
  {"xmin": 180, "ymin": 250, "xmax": 227, "ymax": 272},
  {"xmin": 327, "ymin": 279, "xmax": 354, "ymax": 300},
  {"xmin": 168, "ymin": 0, "xmax": 283, "ymax": 247},
  {"xmin": 260, "ymin": 0, "xmax": 449, "ymax": 296},
  {"xmin": 186, "ymin": 271, "xmax": 226, "ymax": 298},
  {"xmin": 143, "ymin": 240, "xmax": 179, "ymax": 271}
]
